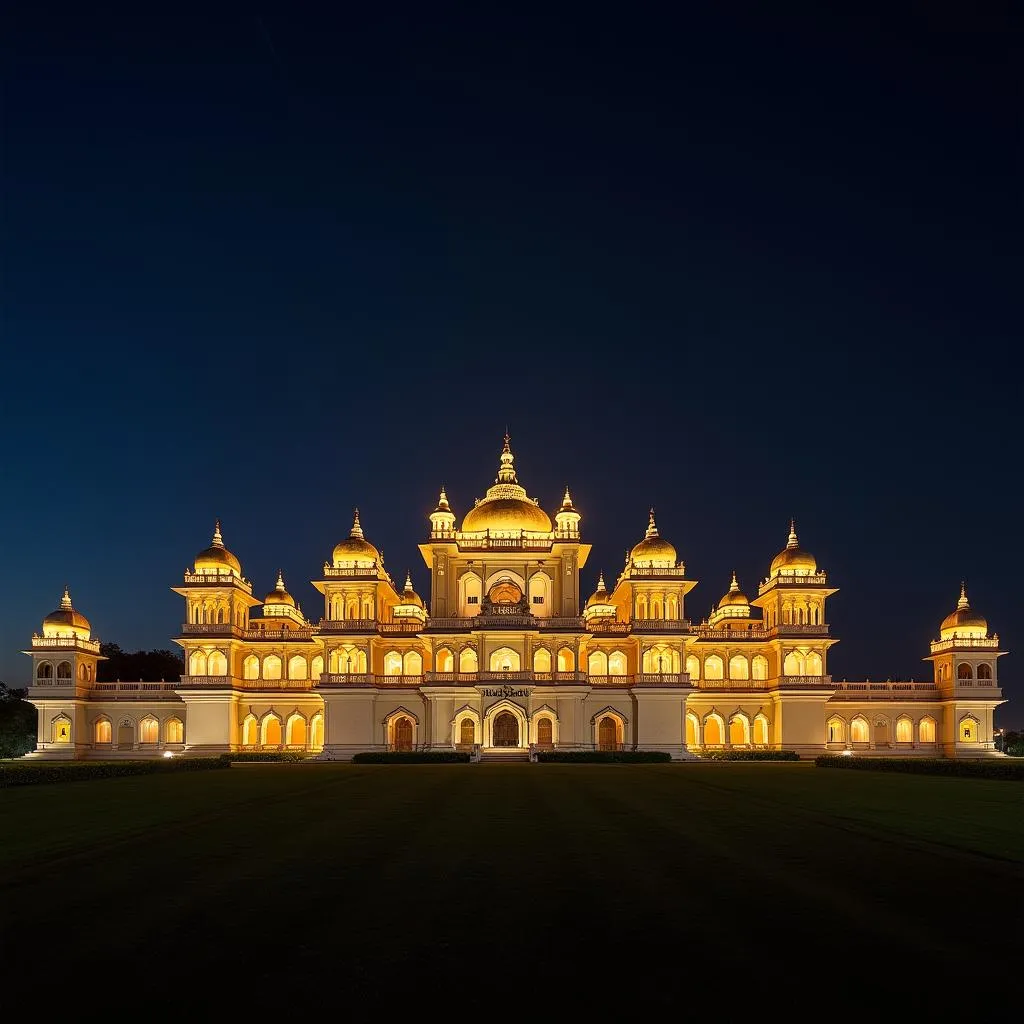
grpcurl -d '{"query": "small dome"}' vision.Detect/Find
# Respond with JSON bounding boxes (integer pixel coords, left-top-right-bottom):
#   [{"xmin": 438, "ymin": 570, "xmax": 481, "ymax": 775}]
[
  {"xmin": 332, "ymin": 509, "xmax": 380, "ymax": 565},
  {"xmin": 42, "ymin": 587, "xmax": 91, "ymax": 638},
  {"xmin": 769, "ymin": 521, "xmax": 816, "ymax": 576},
  {"xmin": 263, "ymin": 570, "xmax": 295, "ymax": 607},
  {"xmin": 397, "ymin": 571, "xmax": 424, "ymax": 609},
  {"xmin": 586, "ymin": 571, "xmax": 613, "ymax": 609},
  {"xmin": 630, "ymin": 510, "xmax": 677, "ymax": 566},
  {"xmin": 194, "ymin": 519, "xmax": 241, "ymax": 574},
  {"xmin": 719, "ymin": 571, "xmax": 749, "ymax": 607},
  {"xmin": 940, "ymin": 582, "xmax": 988, "ymax": 639},
  {"xmin": 461, "ymin": 435, "xmax": 553, "ymax": 534}
]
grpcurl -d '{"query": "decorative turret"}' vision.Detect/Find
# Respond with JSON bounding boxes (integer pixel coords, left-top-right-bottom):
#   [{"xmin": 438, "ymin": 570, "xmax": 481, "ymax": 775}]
[
  {"xmin": 554, "ymin": 486, "xmax": 581, "ymax": 536},
  {"xmin": 332, "ymin": 508, "xmax": 380, "ymax": 567},
  {"xmin": 709, "ymin": 571, "xmax": 751, "ymax": 626},
  {"xmin": 583, "ymin": 571, "xmax": 616, "ymax": 624},
  {"xmin": 939, "ymin": 582, "xmax": 990, "ymax": 641},
  {"xmin": 461, "ymin": 434, "xmax": 552, "ymax": 534},
  {"xmin": 429, "ymin": 485, "xmax": 456, "ymax": 536},
  {"xmin": 194, "ymin": 519, "xmax": 242, "ymax": 576},
  {"xmin": 769, "ymin": 520, "xmax": 817, "ymax": 578},
  {"xmin": 629, "ymin": 509, "xmax": 679, "ymax": 569},
  {"xmin": 393, "ymin": 571, "xmax": 427, "ymax": 623},
  {"xmin": 42, "ymin": 587, "xmax": 92, "ymax": 639}
]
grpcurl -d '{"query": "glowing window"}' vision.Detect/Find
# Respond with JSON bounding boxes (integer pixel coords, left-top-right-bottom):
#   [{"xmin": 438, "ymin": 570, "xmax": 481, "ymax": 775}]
[
  {"xmin": 685, "ymin": 714, "xmax": 699, "ymax": 746},
  {"xmin": 557, "ymin": 648, "xmax": 574, "ymax": 672},
  {"xmin": 95, "ymin": 719, "xmax": 112, "ymax": 744},
  {"xmin": 753, "ymin": 715, "xmax": 769, "ymax": 745},
  {"xmin": 436, "ymin": 648, "xmax": 455, "ymax": 673},
  {"xmin": 752, "ymin": 655, "xmax": 768, "ymax": 680},
  {"xmin": 311, "ymin": 655, "xmax": 324, "ymax": 680},
  {"xmin": 704, "ymin": 716, "xmax": 723, "ymax": 745},
  {"xmin": 686, "ymin": 655, "xmax": 700, "ymax": 680},
  {"xmin": 704, "ymin": 655, "xmax": 724, "ymax": 680},
  {"xmin": 537, "ymin": 717, "xmax": 553, "ymax": 746},
  {"xmin": 288, "ymin": 655, "xmax": 307, "ymax": 680},
  {"xmin": 959, "ymin": 718, "xmax": 977, "ymax": 742},
  {"xmin": 895, "ymin": 717, "xmax": 912, "ymax": 743},
  {"xmin": 729, "ymin": 655, "xmax": 749, "ymax": 680},
  {"xmin": 262, "ymin": 715, "xmax": 282, "ymax": 746},
  {"xmin": 189, "ymin": 650, "xmax": 207, "ymax": 676},
  {"xmin": 805, "ymin": 652, "xmax": 822, "ymax": 675},
  {"xmin": 490, "ymin": 647, "xmax": 520, "ymax": 671},
  {"xmin": 243, "ymin": 655, "xmax": 259, "ymax": 679},
  {"xmin": 588, "ymin": 650, "xmax": 608, "ymax": 676},
  {"xmin": 533, "ymin": 648, "xmax": 551, "ymax": 673},
  {"xmin": 919, "ymin": 717, "xmax": 936, "ymax": 743},
  {"xmin": 208, "ymin": 650, "xmax": 227, "ymax": 676},
  {"xmin": 608, "ymin": 651, "xmax": 627, "ymax": 676},
  {"xmin": 850, "ymin": 717, "xmax": 869, "ymax": 743},
  {"xmin": 827, "ymin": 717, "xmax": 845, "ymax": 743},
  {"xmin": 140, "ymin": 717, "xmax": 159, "ymax": 743},
  {"xmin": 459, "ymin": 648, "xmax": 478, "ymax": 673},
  {"xmin": 384, "ymin": 651, "xmax": 402, "ymax": 676},
  {"xmin": 957, "ymin": 663, "xmax": 973, "ymax": 679},
  {"xmin": 310, "ymin": 714, "xmax": 324, "ymax": 749},
  {"xmin": 287, "ymin": 715, "xmax": 306, "ymax": 745},
  {"xmin": 262, "ymin": 654, "xmax": 281, "ymax": 680},
  {"xmin": 460, "ymin": 718, "xmax": 475, "ymax": 745},
  {"xmin": 403, "ymin": 650, "xmax": 423, "ymax": 675},
  {"xmin": 729, "ymin": 716, "xmax": 748, "ymax": 745},
  {"xmin": 165, "ymin": 718, "xmax": 184, "ymax": 743}
]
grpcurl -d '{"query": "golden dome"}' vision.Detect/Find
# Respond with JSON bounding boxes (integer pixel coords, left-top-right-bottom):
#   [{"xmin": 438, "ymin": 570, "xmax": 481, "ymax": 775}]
[
  {"xmin": 769, "ymin": 521, "xmax": 816, "ymax": 576},
  {"xmin": 586, "ymin": 571, "xmax": 613, "ymax": 609},
  {"xmin": 460, "ymin": 435, "xmax": 553, "ymax": 533},
  {"xmin": 719, "ymin": 571, "xmax": 749, "ymax": 607},
  {"xmin": 263, "ymin": 570, "xmax": 295, "ymax": 607},
  {"xmin": 332, "ymin": 509, "xmax": 380, "ymax": 565},
  {"xmin": 194, "ymin": 519, "xmax": 241, "ymax": 574},
  {"xmin": 397, "ymin": 572, "xmax": 424, "ymax": 609},
  {"xmin": 42, "ymin": 587, "xmax": 91, "ymax": 637},
  {"xmin": 940, "ymin": 582, "xmax": 988, "ymax": 638},
  {"xmin": 630, "ymin": 510, "xmax": 677, "ymax": 565}
]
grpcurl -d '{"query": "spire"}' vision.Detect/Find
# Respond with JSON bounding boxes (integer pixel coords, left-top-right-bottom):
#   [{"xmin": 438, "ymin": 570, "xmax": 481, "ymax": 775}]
[
  {"xmin": 437, "ymin": 486, "xmax": 450, "ymax": 511},
  {"xmin": 212, "ymin": 518, "xmax": 224, "ymax": 547},
  {"xmin": 597, "ymin": 570, "xmax": 607, "ymax": 592},
  {"xmin": 60, "ymin": 586, "xmax": 72, "ymax": 610},
  {"xmin": 958, "ymin": 580, "xmax": 969, "ymax": 609},
  {"xmin": 350, "ymin": 508, "xmax": 364, "ymax": 539},
  {"xmin": 275, "ymin": 570, "xmax": 286, "ymax": 592},
  {"xmin": 404, "ymin": 571, "xmax": 413, "ymax": 593},
  {"xmin": 729, "ymin": 570, "xmax": 739, "ymax": 593},
  {"xmin": 496, "ymin": 433, "xmax": 518, "ymax": 483},
  {"xmin": 787, "ymin": 519, "xmax": 799, "ymax": 549},
  {"xmin": 562, "ymin": 486, "xmax": 573, "ymax": 508},
  {"xmin": 646, "ymin": 508, "xmax": 659, "ymax": 539}
]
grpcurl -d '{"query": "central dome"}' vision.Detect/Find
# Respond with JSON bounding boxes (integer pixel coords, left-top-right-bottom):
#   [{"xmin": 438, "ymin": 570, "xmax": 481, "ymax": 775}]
[
  {"xmin": 769, "ymin": 521, "xmax": 816, "ymax": 576},
  {"xmin": 42, "ymin": 587, "xmax": 91, "ymax": 638},
  {"xmin": 630, "ymin": 510, "xmax": 677, "ymax": 566},
  {"xmin": 332, "ymin": 509, "xmax": 380, "ymax": 565},
  {"xmin": 460, "ymin": 435, "xmax": 552, "ymax": 534}
]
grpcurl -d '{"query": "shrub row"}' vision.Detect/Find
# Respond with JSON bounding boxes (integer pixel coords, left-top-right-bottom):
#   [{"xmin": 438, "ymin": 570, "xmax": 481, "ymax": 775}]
[
  {"xmin": 534, "ymin": 750, "xmax": 672, "ymax": 763},
  {"xmin": 699, "ymin": 750, "xmax": 801, "ymax": 761},
  {"xmin": 351, "ymin": 750, "xmax": 471, "ymax": 763},
  {"xmin": 221, "ymin": 752, "xmax": 310, "ymax": 762},
  {"xmin": 815, "ymin": 756, "xmax": 1024, "ymax": 780},
  {"xmin": 0, "ymin": 755, "xmax": 230, "ymax": 788}
]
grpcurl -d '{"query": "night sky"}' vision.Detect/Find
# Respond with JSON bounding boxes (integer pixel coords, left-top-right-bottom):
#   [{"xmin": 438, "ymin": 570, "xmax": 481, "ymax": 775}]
[{"xmin": 2, "ymin": 12, "xmax": 1019, "ymax": 724}]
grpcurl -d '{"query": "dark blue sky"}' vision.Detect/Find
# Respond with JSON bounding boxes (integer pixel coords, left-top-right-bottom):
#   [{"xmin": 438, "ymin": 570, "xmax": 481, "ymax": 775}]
[{"xmin": 2, "ymin": 12, "xmax": 1019, "ymax": 722}]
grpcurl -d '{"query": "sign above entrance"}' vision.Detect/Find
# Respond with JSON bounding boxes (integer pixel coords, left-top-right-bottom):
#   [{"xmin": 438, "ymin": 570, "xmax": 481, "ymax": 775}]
[{"xmin": 479, "ymin": 685, "xmax": 532, "ymax": 699}]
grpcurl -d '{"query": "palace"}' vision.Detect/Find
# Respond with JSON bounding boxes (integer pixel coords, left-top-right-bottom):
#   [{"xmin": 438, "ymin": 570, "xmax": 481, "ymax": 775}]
[{"xmin": 24, "ymin": 437, "xmax": 1007, "ymax": 760}]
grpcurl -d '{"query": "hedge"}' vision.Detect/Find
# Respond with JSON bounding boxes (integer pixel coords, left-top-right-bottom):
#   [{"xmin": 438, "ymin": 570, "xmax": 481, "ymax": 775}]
[
  {"xmin": 815, "ymin": 756, "xmax": 1024, "ymax": 780},
  {"xmin": 351, "ymin": 750, "xmax": 471, "ymax": 763},
  {"xmin": 534, "ymin": 750, "xmax": 672, "ymax": 763},
  {"xmin": 699, "ymin": 750, "xmax": 801, "ymax": 761},
  {"xmin": 221, "ymin": 752, "xmax": 310, "ymax": 763},
  {"xmin": 0, "ymin": 755, "xmax": 230, "ymax": 788}
]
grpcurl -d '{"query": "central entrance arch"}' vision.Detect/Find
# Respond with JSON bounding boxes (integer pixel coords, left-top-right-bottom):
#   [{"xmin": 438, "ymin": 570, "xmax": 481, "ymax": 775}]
[{"xmin": 493, "ymin": 711, "xmax": 519, "ymax": 747}]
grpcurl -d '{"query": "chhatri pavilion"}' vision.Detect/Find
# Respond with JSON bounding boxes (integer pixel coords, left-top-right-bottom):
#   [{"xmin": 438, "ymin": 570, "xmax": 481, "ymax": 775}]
[{"xmin": 24, "ymin": 437, "xmax": 1006, "ymax": 760}]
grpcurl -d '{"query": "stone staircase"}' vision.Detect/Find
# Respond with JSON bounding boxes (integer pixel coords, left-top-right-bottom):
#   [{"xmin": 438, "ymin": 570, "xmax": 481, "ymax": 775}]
[{"xmin": 476, "ymin": 748, "xmax": 531, "ymax": 764}]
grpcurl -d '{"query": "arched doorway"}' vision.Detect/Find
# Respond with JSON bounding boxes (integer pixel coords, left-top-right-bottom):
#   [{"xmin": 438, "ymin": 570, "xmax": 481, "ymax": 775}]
[
  {"xmin": 537, "ymin": 718, "xmax": 553, "ymax": 748},
  {"xmin": 493, "ymin": 711, "xmax": 519, "ymax": 747},
  {"xmin": 394, "ymin": 716, "xmax": 413, "ymax": 751},
  {"xmin": 598, "ymin": 717, "xmax": 618, "ymax": 751},
  {"xmin": 460, "ymin": 717, "xmax": 475, "ymax": 747}
]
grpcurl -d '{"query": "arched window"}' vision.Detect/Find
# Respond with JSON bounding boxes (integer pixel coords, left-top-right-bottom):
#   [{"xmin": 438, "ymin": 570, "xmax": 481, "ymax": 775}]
[
  {"xmin": 805, "ymin": 652, "xmax": 822, "ymax": 676},
  {"xmin": 588, "ymin": 650, "xmax": 608, "ymax": 676},
  {"xmin": 978, "ymin": 663, "xmax": 993, "ymax": 680},
  {"xmin": 384, "ymin": 651, "xmax": 403, "ymax": 676},
  {"xmin": 216, "ymin": 607, "xmax": 225, "ymax": 624},
  {"xmin": 753, "ymin": 714, "xmax": 769, "ymax": 745},
  {"xmin": 827, "ymin": 717, "xmax": 845, "ymax": 743},
  {"xmin": 79, "ymin": 663, "xmax": 87, "ymax": 680},
  {"xmin": 94, "ymin": 718, "xmax": 112, "ymax": 744},
  {"xmin": 140, "ymin": 717, "xmax": 159, "ymax": 743},
  {"xmin": 189, "ymin": 650, "xmax": 207, "ymax": 676},
  {"xmin": 243, "ymin": 655, "xmax": 259, "ymax": 679},
  {"xmin": 436, "ymin": 648, "xmax": 454, "ymax": 673},
  {"xmin": 959, "ymin": 717, "xmax": 977, "ymax": 742},
  {"xmin": 403, "ymin": 650, "xmax": 423, "ymax": 675},
  {"xmin": 459, "ymin": 717, "xmax": 476, "ymax": 746},
  {"xmin": 850, "ymin": 716, "xmax": 869, "ymax": 743},
  {"xmin": 919, "ymin": 717, "xmax": 936, "ymax": 743},
  {"xmin": 533, "ymin": 648, "xmax": 551, "ymax": 672},
  {"xmin": 261, "ymin": 714, "xmax": 282, "ymax": 746},
  {"xmin": 459, "ymin": 648, "xmax": 478, "ymax": 673},
  {"xmin": 242, "ymin": 715, "xmax": 258, "ymax": 746},
  {"xmin": 557, "ymin": 648, "xmax": 574, "ymax": 672},
  {"xmin": 784, "ymin": 651, "xmax": 804, "ymax": 676},
  {"xmin": 666, "ymin": 594, "xmax": 678, "ymax": 619},
  {"xmin": 361, "ymin": 596, "xmax": 374, "ymax": 619},
  {"xmin": 752, "ymin": 655, "xmax": 768, "ymax": 680},
  {"xmin": 895, "ymin": 717, "xmax": 913, "ymax": 743},
  {"xmin": 729, "ymin": 655, "xmax": 749, "ymax": 680},
  {"xmin": 686, "ymin": 713, "xmax": 699, "ymax": 747},
  {"xmin": 207, "ymin": 650, "xmax": 227, "ymax": 676},
  {"xmin": 598, "ymin": 716, "xmax": 619, "ymax": 750},
  {"xmin": 56, "ymin": 661, "xmax": 72, "ymax": 679},
  {"xmin": 686, "ymin": 655, "xmax": 700, "ymax": 681},
  {"xmin": 345, "ymin": 597, "xmax": 358, "ymax": 620},
  {"xmin": 704, "ymin": 655, "xmax": 724, "ymax": 680},
  {"xmin": 703, "ymin": 714, "xmax": 724, "ymax": 745},
  {"xmin": 287, "ymin": 714, "xmax": 306, "ymax": 746},
  {"xmin": 651, "ymin": 595, "xmax": 663, "ymax": 619},
  {"xmin": 311, "ymin": 655, "xmax": 323, "ymax": 680},
  {"xmin": 528, "ymin": 572, "xmax": 551, "ymax": 616},
  {"xmin": 36, "ymin": 662, "xmax": 53, "ymax": 679},
  {"xmin": 393, "ymin": 716, "xmax": 413, "ymax": 751},
  {"xmin": 643, "ymin": 645, "xmax": 677, "ymax": 673},
  {"xmin": 165, "ymin": 718, "xmax": 184, "ymax": 743},
  {"xmin": 52, "ymin": 715, "xmax": 73, "ymax": 743},
  {"xmin": 957, "ymin": 663, "xmax": 973, "ymax": 679},
  {"xmin": 608, "ymin": 651, "xmax": 627, "ymax": 676},
  {"xmin": 262, "ymin": 654, "xmax": 281, "ymax": 680},
  {"xmin": 461, "ymin": 573, "xmax": 482, "ymax": 616},
  {"xmin": 729, "ymin": 715, "xmax": 749, "ymax": 746},
  {"xmin": 490, "ymin": 647, "xmax": 520, "ymax": 671},
  {"xmin": 310, "ymin": 713, "xmax": 324, "ymax": 750},
  {"xmin": 288, "ymin": 655, "xmax": 308, "ymax": 680}
]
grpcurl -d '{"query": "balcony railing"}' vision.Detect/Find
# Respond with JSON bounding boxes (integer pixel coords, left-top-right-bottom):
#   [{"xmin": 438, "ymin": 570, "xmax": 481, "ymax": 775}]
[
  {"xmin": 928, "ymin": 635, "xmax": 1001, "ymax": 653},
  {"xmin": 543, "ymin": 616, "xmax": 587, "ymax": 629},
  {"xmin": 478, "ymin": 670, "xmax": 535, "ymax": 682},
  {"xmin": 321, "ymin": 564, "xmax": 383, "ymax": 578},
  {"xmin": 242, "ymin": 627, "xmax": 316, "ymax": 640},
  {"xmin": 631, "ymin": 619, "xmax": 691, "ymax": 633},
  {"xmin": 777, "ymin": 674, "xmax": 833, "ymax": 686},
  {"xmin": 424, "ymin": 672, "xmax": 481, "ymax": 683},
  {"xmin": 91, "ymin": 681, "xmax": 182, "ymax": 700},
  {"xmin": 634, "ymin": 672, "xmax": 688, "ymax": 685},
  {"xmin": 30, "ymin": 634, "xmax": 101, "ymax": 653},
  {"xmin": 767, "ymin": 624, "xmax": 830, "ymax": 637},
  {"xmin": 628, "ymin": 566, "xmax": 687, "ymax": 577},
  {"xmin": 429, "ymin": 528, "xmax": 579, "ymax": 550},
  {"xmin": 378, "ymin": 621, "xmax": 425, "ymax": 634},
  {"xmin": 757, "ymin": 573, "xmax": 828, "ymax": 595},
  {"xmin": 180, "ymin": 623, "xmax": 243, "ymax": 636},
  {"xmin": 318, "ymin": 673, "xmax": 423, "ymax": 686},
  {"xmin": 318, "ymin": 618, "xmax": 377, "ymax": 633},
  {"xmin": 533, "ymin": 671, "xmax": 587, "ymax": 683},
  {"xmin": 183, "ymin": 573, "xmax": 253, "ymax": 594},
  {"xmin": 696, "ymin": 678, "xmax": 771, "ymax": 690},
  {"xmin": 831, "ymin": 681, "xmax": 938, "ymax": 699},
  {"xmin": 692, "ymin": 626, "xmax": 766, "ymax": 640},
  {"xmin": 588, "ymin": 620, "xmax": 631, "ymax": 634},
  {"xmin": 177, "ymin": 675, "xmax": 238, "ymax": 686}
]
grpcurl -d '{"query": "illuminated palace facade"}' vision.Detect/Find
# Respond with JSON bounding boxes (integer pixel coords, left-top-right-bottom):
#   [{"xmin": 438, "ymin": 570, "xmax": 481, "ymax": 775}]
[{"xmin": 25, "ymin": 438, "xmax": 1007, "ymax": 760}]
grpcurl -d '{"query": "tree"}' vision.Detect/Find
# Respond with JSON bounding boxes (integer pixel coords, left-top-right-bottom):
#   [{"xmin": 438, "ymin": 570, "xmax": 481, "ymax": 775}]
[
  {"xmin": 97, "ymin": 644, "xmax": 184, "ymax": 682},
  {"xmin": 0, "ymin": 682, "xmax": 37, "ymax": 759}
]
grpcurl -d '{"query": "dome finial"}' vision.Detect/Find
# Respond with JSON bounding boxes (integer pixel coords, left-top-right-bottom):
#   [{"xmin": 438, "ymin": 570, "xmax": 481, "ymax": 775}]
[
  {"xmin": 350, "ymin": 508, "xmax": 364, "ymax": 539},
  {"xmin": 597, "ymin": 570, "xmax": 606, "ymax": 590},
  {"xmin": 730, "ymin": 570, "xmax": 739, "ymax": 592},
  {"xmin": 646, "ymin": 508, "xmax": 659, "ymax": 538},
  {"xmin": 404, "ymin": 570, "xmax": 413, "ymax": 592},
  {"xmin": 563, "ymin": 485, "xmax": 573, "ymax": 508},
  {"xmin": 276, "ymin": 569, "xmax": 285, "ymax": 592},
  {"xmin": 958, "ymin": 580, "xmax": 969, "ymax": 609},
  {"xmin": 496, "ymin": 433, "xmax": 517, "ymax": 483},
  {"xmin": 438, "ymin": 485, "xmax": 450, "ymax": 510},
  {"xmin": 212, "ymin": 518, "xmax": 224, "ymax": 547},
  {"xmin": 787, "ymin": 519, "xmax": 799, "ymax": 549},
  {"xmin": 61, "ymin": 585, "xmax": 72, "ymax": 610}
]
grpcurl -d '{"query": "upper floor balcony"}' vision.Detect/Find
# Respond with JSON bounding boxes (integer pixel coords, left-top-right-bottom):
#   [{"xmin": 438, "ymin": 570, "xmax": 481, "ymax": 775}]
[
  {"xmin": 30, "ymin": 634, "xmax": 101, "ymax": 654},
  {"xmin": 180, "ymin": 623, "xmax": 243, "ymax": 637},
  {"xmin": 182, "ymin": 572, "xmax": 253, "ymax": 594},
  {"xmin": 757, "ymin": 573, "xmax": 829, "ymax": 596},
  {"xmin": 831, "ymin": 680, "xmax": 939, "ymax": 700},
  {"xmin": 91, "ymin": 681, "xmax": 182, "ymax": 700},
  {"xmin": 242, "ymin": 627, "xmax": 317, "ymax": 641},
  {"xmin": 692, "ymin": 625, "xmax": 767, "ymax": 641},
  {"xmin": 766, "ymin": 623, "xmax": 830, "ymax": 638},
  {"xmin": 631, "ymin": 619, "xmax": 691, "ymax": 634},
  {"xmin": 319, "ymin": 618, "xmax": 377, "ymax": 634},
  {"xmin": 928, "ymin": 635, "xmax": 1001, "ymax": 654},
  {"xmin": 428, "ymin": 528, "xmax": 579, "ymax": 549},
  {"xmin": 322, "ymin": 563, "xmax": 385, "ymax": 579},
  {"xmin": 627, "ymin": 565, "xmax": 687, "ymax": 578}
]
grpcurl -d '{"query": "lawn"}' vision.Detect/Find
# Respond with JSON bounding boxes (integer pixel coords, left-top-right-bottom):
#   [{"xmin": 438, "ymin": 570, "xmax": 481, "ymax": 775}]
[{"xmin": 2, "ymin": 763, "xmax": 1020, "ymax": 1011}]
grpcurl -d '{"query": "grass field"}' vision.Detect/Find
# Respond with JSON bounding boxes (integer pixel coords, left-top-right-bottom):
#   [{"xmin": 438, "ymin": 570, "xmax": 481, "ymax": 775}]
[{"xmin": 2, "ymin": 763, "xmax": 1020, "ymax": 1011}]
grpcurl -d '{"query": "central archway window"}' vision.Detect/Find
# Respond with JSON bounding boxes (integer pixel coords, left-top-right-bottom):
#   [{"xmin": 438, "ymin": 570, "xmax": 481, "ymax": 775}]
[
  {"xmin": 436, "ymin": 648, "xmax": 454, "ymax": 673},
  {"xmin": 588, "ymin": 650, "xmax": 608, "ymax": 676},
  {"xmin": 703, "ymin": 655, "xmax": 724, "ymax": 680},
  {"xmin": 262, "ymin": 654, "xmax": 281, "ymax": 680},
  {"xmin": 459, "ymin": 648, "xmax": 478, "ymax": 673},
  {"xmin": 403, "ymin": 650, "xmax": 423, "ymax": 675},
  {"xmin": 608, "ymin": 651, "xmax": 627, "ymax": 676},
  {"xmin": 493, "ymin": 711, "xmax": 519, "ymax": 747},
  {"xmin": 288, "ymin": 655, "xmax": 307, "ymax": 680},
  {"xmin": 557, "ymin": 648, "xmax": 574, "ymax": 672},
  {"xmin": 384, "ymin": 651, "xmax": 403, "ymax": 676},
  {"xmin": 729, "ymin": 655, "xmax": 749, "ymax": 680},
  {"xmin": 533, "ymin": 648, "xmax": 551, "ymax": 673},
  {"xmin": 489, "ymin": 647, "xmax": 520, "ymax": 671}
]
